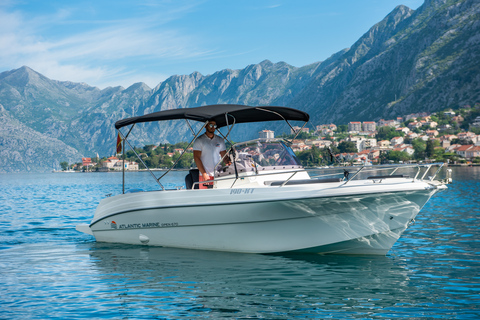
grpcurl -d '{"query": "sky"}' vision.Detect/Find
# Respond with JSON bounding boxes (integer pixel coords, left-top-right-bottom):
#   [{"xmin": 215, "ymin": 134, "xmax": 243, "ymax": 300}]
[{"xmin": 0, "ymin": 0, "xmax": 425, "ymax": 89}]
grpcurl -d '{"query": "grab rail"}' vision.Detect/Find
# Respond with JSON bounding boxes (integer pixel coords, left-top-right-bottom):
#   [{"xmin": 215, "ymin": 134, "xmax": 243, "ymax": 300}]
[{"xmin": 189, "ymin": 162, "xmax": 448, "ymax": 190}]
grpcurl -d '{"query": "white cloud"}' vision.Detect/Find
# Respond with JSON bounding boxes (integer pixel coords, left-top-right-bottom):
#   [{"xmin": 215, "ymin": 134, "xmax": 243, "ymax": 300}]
[
  {"xmin": 48, "ymin": 24, "xmax": 207, "ymax": 61},
  {"xmin": 0, "ymin": 2, "xmax": 212, "ymax": 88}
]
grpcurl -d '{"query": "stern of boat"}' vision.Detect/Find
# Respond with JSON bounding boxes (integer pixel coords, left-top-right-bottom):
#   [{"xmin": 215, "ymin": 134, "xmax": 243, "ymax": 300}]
[{"xmin": 76, "ymin": 224, "xmax": 93, "ymax": 236}]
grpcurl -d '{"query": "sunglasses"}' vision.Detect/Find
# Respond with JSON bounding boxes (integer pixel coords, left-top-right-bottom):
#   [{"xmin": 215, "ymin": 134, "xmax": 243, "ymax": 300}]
[{"xmin": 208, "ymin": 124, "xmax": 217, "ymax": 128}]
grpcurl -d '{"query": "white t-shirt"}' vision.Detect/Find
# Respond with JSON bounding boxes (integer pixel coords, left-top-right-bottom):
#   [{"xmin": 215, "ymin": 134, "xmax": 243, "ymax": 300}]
[{"xmin": 193, "ymin": 133, "xmax": 226, "ymax": 176}]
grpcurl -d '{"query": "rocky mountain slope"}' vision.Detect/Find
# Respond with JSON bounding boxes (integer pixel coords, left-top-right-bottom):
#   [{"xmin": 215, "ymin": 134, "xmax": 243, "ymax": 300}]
[
  {"xmin": 0, "ymin": 0, "xmax": 478, "ymax": 172},
  {"xmin": 0, "ymin": 66, "xmax": 152, "ymax": 171},
  {"xmin": 0, "ymin": 104, "xmax": 82, "ymax": 172},
  {"xmin": 292, "ymin": 0, "xmax": 480, "ymax": 124}
]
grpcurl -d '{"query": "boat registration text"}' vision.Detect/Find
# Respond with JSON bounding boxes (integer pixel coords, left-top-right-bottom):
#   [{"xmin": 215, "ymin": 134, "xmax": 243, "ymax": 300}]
[{"xmin": 230, "ymin": 188, "xmax": 255, "ymax": 195}]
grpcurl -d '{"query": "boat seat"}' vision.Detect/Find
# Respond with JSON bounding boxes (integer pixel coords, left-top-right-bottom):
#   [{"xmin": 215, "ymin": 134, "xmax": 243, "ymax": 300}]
[
  {"xmin": 367, "ymin": 175, "xmax": 409, "ymax": 179},
  {"xmin": 185, "ymin": 169, "xmax": 200, "ymax": 189},
  {"xmin": 265, "ymin": 178, "xmax": 342, "ymax": 186}
]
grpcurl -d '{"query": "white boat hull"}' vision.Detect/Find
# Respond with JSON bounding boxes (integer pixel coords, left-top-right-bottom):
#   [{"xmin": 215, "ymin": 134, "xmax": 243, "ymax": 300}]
[{"xmin": 80, "ymin": 179, "xmax": 445, "ymax": 255}]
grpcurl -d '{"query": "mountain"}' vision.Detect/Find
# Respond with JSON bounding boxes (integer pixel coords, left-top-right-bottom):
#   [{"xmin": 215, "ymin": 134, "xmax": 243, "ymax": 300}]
[
  {"xmin": 132, "ymin": 60, "xmax": 322, "ymax": 144},
  {"xmin": 0, "ymin": 66, "xmax": 153, "ymax": 172},
  {"xmin": 0, "ymin": 0, "xmax": 479, "ymax": 172},
  {"xmin": 291, "ymin": 0, "xmax": 480, "ymax": 124},
  {"xmin": 0, "ymin": 104, "xmax": 82, "ymax": 172}
]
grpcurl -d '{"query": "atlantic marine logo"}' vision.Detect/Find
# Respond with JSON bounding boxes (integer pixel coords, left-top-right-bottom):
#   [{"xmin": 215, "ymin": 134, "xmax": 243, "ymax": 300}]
[{"xmin": 111, "ymin": 221, "xmax": 117, "ymax": 229}]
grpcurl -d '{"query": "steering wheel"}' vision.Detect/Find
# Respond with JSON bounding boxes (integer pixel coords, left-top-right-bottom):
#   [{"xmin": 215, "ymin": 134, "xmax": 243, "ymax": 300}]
[{"xmin": 220, "ymin": 164, "xmax": 231, "ymax": 173}]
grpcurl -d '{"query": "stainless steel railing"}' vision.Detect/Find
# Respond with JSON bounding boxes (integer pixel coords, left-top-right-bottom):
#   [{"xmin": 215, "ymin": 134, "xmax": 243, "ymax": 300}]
[{"xmin": 190, "ymin": 162, "xmax": 450, "ymax": 190}]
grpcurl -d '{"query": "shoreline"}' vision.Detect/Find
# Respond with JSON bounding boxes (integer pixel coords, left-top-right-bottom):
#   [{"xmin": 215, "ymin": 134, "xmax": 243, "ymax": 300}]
[{"xmin": 49, "ymin": 163, "xmax": 480, "ymax": 173}]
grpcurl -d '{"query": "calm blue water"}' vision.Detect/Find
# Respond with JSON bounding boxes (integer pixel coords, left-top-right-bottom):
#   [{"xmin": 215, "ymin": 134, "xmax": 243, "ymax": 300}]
[{"xmin": 0, "ymin": 168, "xmax": 479, "ymax": 319}]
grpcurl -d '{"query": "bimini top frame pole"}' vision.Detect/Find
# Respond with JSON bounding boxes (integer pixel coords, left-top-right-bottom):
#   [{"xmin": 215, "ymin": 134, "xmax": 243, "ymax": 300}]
[
  {"xmin": 114, "ymin": 104, "xmax": 310, "ymax": 190},
  {"xmin": 254, "ymin": 107, "xmax": 307, "ymax": 143},
  {"xmin": 156, "ymin": 121, "xmax": 208, "ymax": 183},
  {"xmin": 117, "ymin": 125, "xmax": 166, "ymax": 191},
  {"xmin": 119, "ymin": 124, "xmax": 135, "ymax": 194}
]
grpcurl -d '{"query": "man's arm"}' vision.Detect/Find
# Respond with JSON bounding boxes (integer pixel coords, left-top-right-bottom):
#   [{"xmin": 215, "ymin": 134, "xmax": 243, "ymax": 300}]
[
  {"xmin": 193, "ymin": 150, "xmax": 210, "ymax": 181},
  {"xmin": 220, "ymin": 150, "xmax": 231, "ymax": 166}
]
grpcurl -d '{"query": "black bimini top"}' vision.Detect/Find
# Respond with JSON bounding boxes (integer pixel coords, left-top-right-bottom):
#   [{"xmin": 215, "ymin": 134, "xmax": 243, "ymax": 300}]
[{"xmin": 114, "ymin": 104, "xmax": 309, "ymax": 129}]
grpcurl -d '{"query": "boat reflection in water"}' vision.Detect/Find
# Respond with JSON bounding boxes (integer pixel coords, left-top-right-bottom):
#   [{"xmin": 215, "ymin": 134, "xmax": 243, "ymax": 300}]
[
  {"xmin": 86, "ymin": 244, "xmax": 414, "ymax": 317},
  {"xmin": 77, "ymin": 104, "xmax": 451, "ymax": 255}
]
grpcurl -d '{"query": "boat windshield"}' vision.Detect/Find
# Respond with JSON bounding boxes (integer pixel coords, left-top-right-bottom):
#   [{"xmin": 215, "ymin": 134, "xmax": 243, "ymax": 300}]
[{"xmin": 231, "ymin": 139, "xmax": 302, "ymax": 168}]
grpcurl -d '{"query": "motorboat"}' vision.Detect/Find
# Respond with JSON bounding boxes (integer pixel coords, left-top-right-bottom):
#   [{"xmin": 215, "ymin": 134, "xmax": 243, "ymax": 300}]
[{"xmin": 76, "ymin": 104, "xmax": 451, "ymax": 255}]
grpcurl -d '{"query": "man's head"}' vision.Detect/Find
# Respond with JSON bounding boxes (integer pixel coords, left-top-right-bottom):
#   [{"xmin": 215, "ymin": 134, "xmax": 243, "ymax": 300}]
[{"xmin": 206, "ymin": 121, "xmax": 217, "ymax": 134}]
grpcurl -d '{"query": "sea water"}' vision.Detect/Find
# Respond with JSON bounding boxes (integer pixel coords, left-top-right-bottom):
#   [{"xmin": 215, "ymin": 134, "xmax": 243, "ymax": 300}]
[{"xmin": 0, "ymin": 168, "xmax": 479, "ymax": 319}]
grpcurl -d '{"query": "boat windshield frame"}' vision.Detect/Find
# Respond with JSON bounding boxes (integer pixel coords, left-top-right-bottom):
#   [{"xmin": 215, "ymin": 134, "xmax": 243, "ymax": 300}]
[{"xmin": 229, "ymin": 138, "xmax": 303, "ymax": 168}]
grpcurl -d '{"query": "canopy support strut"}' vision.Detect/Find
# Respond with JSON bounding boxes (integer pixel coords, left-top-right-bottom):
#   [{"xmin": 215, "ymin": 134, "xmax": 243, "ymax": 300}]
[{"xmin": 118, "ymin": 125, "xmax": 165, "ymax": 191}]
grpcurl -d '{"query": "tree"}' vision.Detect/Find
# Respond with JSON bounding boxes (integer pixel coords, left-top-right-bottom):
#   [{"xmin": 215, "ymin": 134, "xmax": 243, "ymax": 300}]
[
  {"xmin": 60, "ymin": 161, "xmax": 69, "ymax": 171},
  {"xmin": 451, "ymin": 138, "xmax": 473, "ymax": 145},
  {"xmin": 379, "ymin": 151, "xmax": 389, "ymax": 164},
  {"xmin": 337, "ymin": 141, "xmax": 357, "ymax": 153},
  {"xmin": 296, "ymin": 146, "xmax": 323, "ymax": 167},
  {"xmin": 470, "ymin": 127, "xmax": 480, "ymax": 135},
  {"xmin": 279, "ymin": 131, "xmax": 316, "ymax": 140},
  {"xmin": 412, "ymin": 138, "xmax": 426, "ymax": 159},
  {"xmin": 376, "ymin": 126, "xmax": 404, "ymax": 141},
  {"xmin": 174, "ymin": 152, "xmax": 194, "ymax": 169},
  {"xmin": 386, "ymin": 150, "xmax": 411, "ymax": 163},
  {"xmin": 432, "ymin": 147, "xmax": 446, "ymax": 161},
  {"xmin": 144, "ymin": 156, "xmax": 159, "ymax": 169},
  {"xmin": 426, "ymin": 140, "xmax": 436, "ymax": 158},
  {"xmin": 337, "ymin": 125, "xmax": 348, "ymax": 133},
  {"xmin": 296, "ymin": 132, "xmax": 316, "ymax": 139}
]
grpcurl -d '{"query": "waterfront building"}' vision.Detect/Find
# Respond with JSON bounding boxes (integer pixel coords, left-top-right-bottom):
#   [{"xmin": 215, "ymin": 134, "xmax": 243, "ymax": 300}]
[
  {"xmin": 348, "ymin": 122, "xmax": 362, "ymax": 132},
  {"xmin": 259, "ymin": 130, "xmax": 274, "ymax": 139},
  {"xmin": 362, "ymin": 121, "xmax": 376, "ymax": 132}
]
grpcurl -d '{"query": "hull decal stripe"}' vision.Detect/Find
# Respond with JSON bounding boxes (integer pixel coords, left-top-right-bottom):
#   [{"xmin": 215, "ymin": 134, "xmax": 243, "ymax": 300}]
[
  {"xmin": 89, "ymin": 189, "xmax": 432, "ymax": 228},
  {"xmin": 92, "ymin": 215, "xmax": 312, "ymax": 231}
]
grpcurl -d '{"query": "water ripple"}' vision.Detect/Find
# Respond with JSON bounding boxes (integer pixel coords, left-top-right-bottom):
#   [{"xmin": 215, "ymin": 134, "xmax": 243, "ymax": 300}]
[{"xmin": 0, "ymin": 169, "xmax": 479, "ymax": 319}]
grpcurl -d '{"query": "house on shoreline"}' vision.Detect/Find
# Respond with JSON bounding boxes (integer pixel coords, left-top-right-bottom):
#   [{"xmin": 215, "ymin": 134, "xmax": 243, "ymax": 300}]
[{"xmin": 100, "ymin": 156, "xmax": 139, "ymax": 171}]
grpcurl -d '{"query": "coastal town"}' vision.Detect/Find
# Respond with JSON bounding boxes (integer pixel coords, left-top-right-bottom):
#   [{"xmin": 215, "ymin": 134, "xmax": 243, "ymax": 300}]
[
  {"xmin": 287, "ymin": 104, "xmax": 480, "ymax": 166},
  {"xmin": 65, "ymin": 104, "xmax": 480, "ymax": 171}
]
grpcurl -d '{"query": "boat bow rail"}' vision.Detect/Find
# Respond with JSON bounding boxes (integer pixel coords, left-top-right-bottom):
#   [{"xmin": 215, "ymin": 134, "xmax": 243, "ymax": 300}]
[
  {"xmin": 338, "ymin": 162, "xmax": 451, "ymax": 186},
  {"xmin": 189, "ymin": 162, "xmax": 451, "ymax": 190}
]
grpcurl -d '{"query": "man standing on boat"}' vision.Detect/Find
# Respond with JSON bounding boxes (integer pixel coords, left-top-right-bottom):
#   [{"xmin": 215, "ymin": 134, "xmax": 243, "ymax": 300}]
[{"xmin": 193, "ymin": 120, "xmax": 231, "ymax": 182}]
